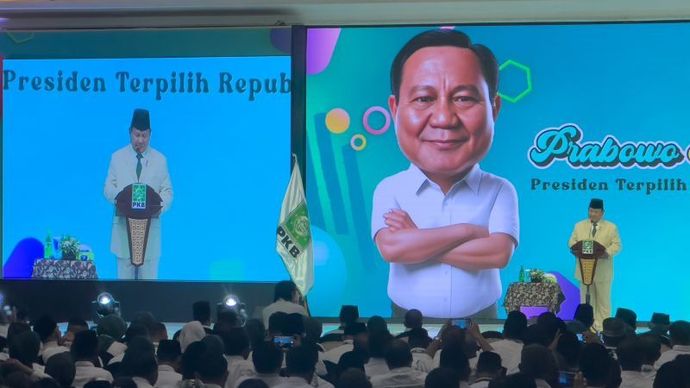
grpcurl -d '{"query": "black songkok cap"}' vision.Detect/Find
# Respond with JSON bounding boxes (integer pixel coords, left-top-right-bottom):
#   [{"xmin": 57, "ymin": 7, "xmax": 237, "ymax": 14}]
[
  {"xmin": 130, "ymin": 108, "xmax": 150, "ymax": 131},
  {"xmin": 589, "ymin": 198, "xmax": 604, "ymax": 210}
]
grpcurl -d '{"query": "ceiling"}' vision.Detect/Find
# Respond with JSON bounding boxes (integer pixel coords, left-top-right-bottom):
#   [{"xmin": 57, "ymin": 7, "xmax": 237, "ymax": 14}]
[{"xmin": 0, "ymin": 0, "xmax": 688, "ymax": 30}]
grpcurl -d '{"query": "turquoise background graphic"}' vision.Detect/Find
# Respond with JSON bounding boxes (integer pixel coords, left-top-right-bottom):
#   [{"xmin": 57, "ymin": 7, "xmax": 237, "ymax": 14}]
[
  {"xmin": 2, "ymin": 28, "xmax": 294, "ymax": 282},
  {"xmin": 306, "ymin": 23, "xmax": 690, "ymax": 319}
]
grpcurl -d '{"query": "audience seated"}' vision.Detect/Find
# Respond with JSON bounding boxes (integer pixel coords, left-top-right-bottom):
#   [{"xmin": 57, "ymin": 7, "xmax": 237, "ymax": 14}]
[
  {"xmin": 654, "ymin": 320, "xmax": 690, "ymax": 370},
  {"xmin": 518, "ymin": 344, "xmax": 557, "ymax": 388},
  {"xmin": 601, "ymin": 318, "xmax": 628, "ymax": 354},
  {"xmin": 154, "ymin": 340, "xmax": 181, "ymax": 388},
  {"xmin": 645, "ymin": 313, "xmax": 670, "ymax": 338},
  {"xmin": 96, "ymin": 315, "xmax": 128, "ymax": 365},
  {"xmin": 554, "ymin": 331, "xmax": 580, "ymax": 373},
  {"xmin": 408, "ymin": 331, "xmax": 433, "ymax": 373},
  {"xmin": 120, "ymin": 337, "xmax": 158, "ymax": 388},
  {"xmin": 9, "ymin": 330, "xmax": 49, "ymax": 380},
  {"xmin": 64, "ymin": 318, "xmax": 90, "ymax": 349},
  {"xmin": 566, "ymin": 304, "xmax": 594, "ymax": 335},
  {"xmin": 261, "ymin": 282, "xmax": 308, "ymax": 329},
  {"xmin": 322, "ymin": 323, "xmax": 367, "ymax": 365},
  {"xmin": 44, "ymin": 352, "xmax": 75, "ymax": 388},
  {"xmin": 617, "ymin": 336, "xmax": 652, "ymax": 388},
  {"xmin": 637, "ymin": 334, "xmax": 661, "ymax": 379},
  {"xmin": 424, "ymin": 367, "xmax": 459, "ymax": 388},
  {"xmin": 236, "ymin": 342, "xmax": 285, "ymax": 387},
  {"xmin": 369, "ymin": 340, "xmax": 426, "ymax": 388},
  {"xmin": 33, "ymin": 316, "xmax": 69, "ymax": 364},
  {"xmin": 363, "ymin": 330, "xmax": 390, "ymax": 378},
  {"xmin": 395, "ymin": 310, "xmax": 431, "ymax": 345},
  {"xmin": 616, "ymin": 308, "xmax": 638, "ymax": 333},
  {"xmin": 1, "ymin": 284, "xmax": 690, "ymax": 388},
  {"xmin": 274, "ymin": 346, "xmax": 318, "ymax": 388},
  {"xmin": 320, "ymin": 306, "xmax": 359, "ymax": 351},
  {"xmin": 219, "ymin": 328, "xmax": 255, "ymax": 388},
  {"xmin": 71, "ymin": 330, "xmax": 114, "ymax": 388},
  {"xmin": 471, "ymin": 352, "xmax": 503, "ymax": 388},
  {"xmin": 192, "ymin": 302, "xmax": 214, "ymax": 335},
  {"xmin": 336, "ymin": 368, "xmax": 370, "ymax": 388},
  {"xmin": 366, "ymin": 317, "xmax": 390, "ymax": 338},
  {"xmin": 439, "ymin": 342, "xmax": 470, "ymax": 387},
  {"xmin": 178, "ymin": 322, "xmax": 206, "ymax": 354},
  {"xmin": 579, "ymin": 343, "xmax": 613, "ymax": 388},
  {"xmin": 196, "ymin": 349, "xmax": 228, "ymax": 388},
  {"xmin": 488, "ymin": 311, "xmax": 526, "ymax": 375}
]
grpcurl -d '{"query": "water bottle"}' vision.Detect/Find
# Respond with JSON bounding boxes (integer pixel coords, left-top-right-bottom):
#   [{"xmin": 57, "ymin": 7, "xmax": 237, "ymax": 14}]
[
  {"xmin": 519, "ymin": 265, "xmax": 525, "ymax": 282},
  {"xmin": 44, "ymin": 231, "xmax": 54, "ymax": 259}
]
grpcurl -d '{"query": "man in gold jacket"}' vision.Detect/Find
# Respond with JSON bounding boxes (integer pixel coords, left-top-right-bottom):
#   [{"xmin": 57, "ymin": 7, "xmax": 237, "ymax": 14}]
[{"xmin": 568, "ymin": 198, "xmax": 622, "ymax": 331}]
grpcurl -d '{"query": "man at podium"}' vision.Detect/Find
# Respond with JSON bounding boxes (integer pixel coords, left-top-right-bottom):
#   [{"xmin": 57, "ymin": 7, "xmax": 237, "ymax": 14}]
[
  {"xmin": 568, "ymin": 198, "xmax": 621, "ymax": 331},
  {"xmin": 104, "ymin": 108, "xmax": 173, "ymax": 279}
]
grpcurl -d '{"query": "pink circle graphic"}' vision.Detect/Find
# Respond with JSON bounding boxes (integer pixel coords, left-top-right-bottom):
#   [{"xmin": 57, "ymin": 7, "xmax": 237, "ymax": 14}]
[
  {"xmin": 362, "ymin": 106, "xmax": 391, "ymax": 135},
  {"xmin": 350, "ymin": 134, "xmax": 367, "ymax": 151}
]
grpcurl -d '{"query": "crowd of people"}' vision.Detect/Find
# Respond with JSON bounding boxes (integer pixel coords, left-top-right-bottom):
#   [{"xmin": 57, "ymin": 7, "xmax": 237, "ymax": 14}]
[{"xmin": 1, "ymin": 280, "xmax": 689, "ymax": 388}]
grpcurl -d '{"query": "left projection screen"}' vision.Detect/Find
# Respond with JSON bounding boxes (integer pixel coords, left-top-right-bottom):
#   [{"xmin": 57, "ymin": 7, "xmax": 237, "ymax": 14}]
[{"xmin": 1, "ymin": 28, "xmax": 293, "ymax": 282}]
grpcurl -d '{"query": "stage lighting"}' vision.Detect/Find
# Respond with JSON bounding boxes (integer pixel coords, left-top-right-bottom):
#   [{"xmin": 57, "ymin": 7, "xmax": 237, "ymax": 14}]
[
  {"xmin": 93, "ymin": 292, "xmax": 120, "ymax": 317},
  {"xmin": 223, "ymin": 295, "xmax": 239, "ymax": 308},
  {"xmin": 217, "ymin": 294, "xmax": 247, "ymax": 326}
]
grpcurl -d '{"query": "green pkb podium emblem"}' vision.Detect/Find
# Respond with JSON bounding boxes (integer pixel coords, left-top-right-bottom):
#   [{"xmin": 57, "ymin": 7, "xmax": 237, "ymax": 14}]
[
  {"xmin": 582, "ymin": 240, "xmax": 594, "ymax": 255},
  {"xmin": 277, "ymin": 203, "xmax": 311, "ymax": 258},
  {"xmin": 131, "ymin": 183, "xmax": 147, "ymax": 210}
]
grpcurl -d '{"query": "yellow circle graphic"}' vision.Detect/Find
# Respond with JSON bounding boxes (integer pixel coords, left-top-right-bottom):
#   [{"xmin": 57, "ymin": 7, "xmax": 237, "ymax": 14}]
[{"xmin": 325, "ymin": 108, "xmax": 350, "ymax": 134}]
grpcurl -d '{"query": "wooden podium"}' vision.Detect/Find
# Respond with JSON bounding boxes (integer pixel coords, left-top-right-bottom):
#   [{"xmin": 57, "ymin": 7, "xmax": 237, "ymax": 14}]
[
  {"xmin": 115, "ymin": 184, "xmax": 162, "ymax": 279},
  {"xmin": 570, "ymin": 240, "xmax": 607, "ymax": 305}
]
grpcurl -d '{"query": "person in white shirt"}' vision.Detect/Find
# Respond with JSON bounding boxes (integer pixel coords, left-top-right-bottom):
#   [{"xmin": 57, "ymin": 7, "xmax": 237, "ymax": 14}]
[
  {"xmin": 7, "ymin": 330, "xmax": 51, "ymax": 381},
  {"xmin": 617, "ymin": 337, "xmax": 653, "ymax": 388},
  {"xmin": 96, "ymin": 314, "xmax": 128, "ymax": 360},
  {"xmin": 109, "ymin": 323, "xmax": 151, "ymax": 366},
  {"xmin": 235, "ymin": 342, "xmax": 286, "ymax": 388},
  {"xmin": 275, "ymin": 346, "xmax": 319, "ymax": 388},
  {"xmin": 471, "ymin": 352, "xmax": 504, "ymax": 388},
  {"xmin": 63, "ymin": 318, "xmax": 90, "ymax": 349},
  {"xmin": 198, "ymin": 350, "xmax": 229, "ymax": 388},
  {"xmin": 155, "ymin": 340, "xmax": 182, "ymax": 388},
  {"xmin": 320, "ymin": 306, "xmax": 359, "ymax": 345},
  {"xmin": 407, "ymin": 333, "xmax": 433, "ymax": 374},
  {"xmin": 33, "ymin": 315, "xmax": 70, "ymax": 364},
  {"xmin": 104, "ymin": 108, "xmax": 173, "ymax": 280},
  {"xmin": 372, "ymin": 30, "xmax": 519, "ymax": 319},
  {"xmin": 71, "ymin": 331, "xmax": 114, "ymax": 388},
  {"xmin": 654, "ymin": 320, "xmax": 690, "ymax": 370},
  {"xmin": 489, "ymin": 311, "xmax": 526, "ymax": 375},
  {"xmin": 364, "ymin": 332, "xmax": 392, "ymax": 378},
  {"xmin": 220, "ymin": 328, "xmax": 256, "ymax": 388},
  {"xmin": 120, "ymin": 336, "xmax": 158, "ymax": 388},
  {"xmin": 370, "ymin": 340, "xmax": 427, "ymax": 388},
  {"xmin": 395, "ymin": 310, "xmax": 431, "ymax": 345},
  {"xmin": 262, "ymin": 281, "xmax": 308, "ymax": 328},
  {"xmin": 323, "ymin": 323, "xmax": 367, "ymax": 364}
]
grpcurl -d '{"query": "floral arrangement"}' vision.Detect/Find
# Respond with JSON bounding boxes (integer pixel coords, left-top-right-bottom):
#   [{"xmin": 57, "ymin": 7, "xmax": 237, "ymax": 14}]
[
  {"xmin": 529, "ymin": 269, "xmax": 546, "ymax": 283},
  {"xmin": 60, "ymin": 236, "xmax": 80, "ymax": 260}
]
